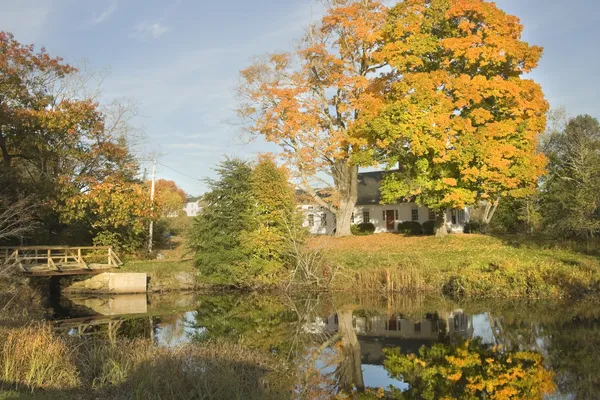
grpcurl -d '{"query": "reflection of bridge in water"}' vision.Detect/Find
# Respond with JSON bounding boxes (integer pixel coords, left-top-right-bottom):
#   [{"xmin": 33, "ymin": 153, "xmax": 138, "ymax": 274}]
[
  {"xmin": 51, "ymin": 292, "xmax": 199, "ymax": 343},
  {"xmin": 53, "ymin": 294, "xmax": 150, "ymax": 339}
]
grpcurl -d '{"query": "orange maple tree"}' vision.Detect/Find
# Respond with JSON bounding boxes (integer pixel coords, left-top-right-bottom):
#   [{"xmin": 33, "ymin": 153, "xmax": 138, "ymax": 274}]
[
  {"xmin": 364, "ymin": 0, "xmax": 548, "ymax": 235},
  {"xmin": 237, "ymin": 0, "xmax": 388, "ymax": 236},
  {"xmin": 153, "ymin": 179, "xmax": 187, "ymax": 217},
  {"xmin": 1, "ymin": 32, "xmax": 146, "ymax": 247}
]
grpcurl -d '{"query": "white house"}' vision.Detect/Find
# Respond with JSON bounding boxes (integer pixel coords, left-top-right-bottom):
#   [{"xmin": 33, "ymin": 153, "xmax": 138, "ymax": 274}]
[
  {"xmin": 300, "ymin": 171, "xmax": 470, "ymax": 235},
  {"xmin": 183, "ymin": 197, "xmax": 202, "ymax": 217}
]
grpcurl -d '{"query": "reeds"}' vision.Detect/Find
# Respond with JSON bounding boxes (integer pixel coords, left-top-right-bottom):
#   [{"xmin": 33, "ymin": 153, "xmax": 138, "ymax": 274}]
[
  {"xmin": 0, "ymin": 326, "xmax": 292, "ymax": 399},
  {"xmin": 0, "ymin": 325, "xmax": 80, "ymax": 391}
]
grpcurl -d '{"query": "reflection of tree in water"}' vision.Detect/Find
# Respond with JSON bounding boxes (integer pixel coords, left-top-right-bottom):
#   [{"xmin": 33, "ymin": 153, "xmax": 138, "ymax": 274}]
[
  {"xmin": 378, "ymin": 339, "xmax": 555, "ymax": 400},
  {"xmin": 546, "ymin": 317, "xmax": 600, "ymax": 399},
  {"xmin": 191, "ymin": 294, "xmax": 316, "ymax": 357},
  {"xmin": 335, "ymin": 309, "xmax": 365, "ymax": 392},
  {"xmin": 155, "ymin": 313, "xmax": 187, "ymax": 345}
]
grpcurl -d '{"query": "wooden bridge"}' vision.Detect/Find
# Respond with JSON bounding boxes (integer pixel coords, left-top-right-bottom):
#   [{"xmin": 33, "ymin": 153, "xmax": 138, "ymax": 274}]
[{"xmin": 0, "ymin": 246, "xmax": 122, "ymax": 276}]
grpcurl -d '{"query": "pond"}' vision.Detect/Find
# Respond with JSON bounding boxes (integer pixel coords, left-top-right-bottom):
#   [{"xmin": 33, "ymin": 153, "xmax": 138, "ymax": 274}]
[{"xmin": 49, "ymin": 291, "xmax": 599, "ymax": 399}]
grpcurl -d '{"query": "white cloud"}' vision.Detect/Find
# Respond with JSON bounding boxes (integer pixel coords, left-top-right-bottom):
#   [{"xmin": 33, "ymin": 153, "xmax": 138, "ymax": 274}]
[
  {"xmin": 131, "ymin": 21, "xmax": 168, "ymax": 39},
  {"xmin": 90, "ymin": 1, "xmax": 118, "ymax": 25}
]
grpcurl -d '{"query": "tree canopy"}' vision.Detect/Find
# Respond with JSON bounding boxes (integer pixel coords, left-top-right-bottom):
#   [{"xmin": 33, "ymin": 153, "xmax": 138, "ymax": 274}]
[
  {"xmin": 189, "ymin": 157, "xmax": 300, "ymax": 287},
  {"xmin": 362, "ymin": 0, "xmax": 548, "ymax": 235},
  {"xmin": 541, "ymin": 115, "xmax": 600, "ymax": 239},
  {"xmin": 237, "ymin": 0, "xmax": 388, "ymax": 236},
  {"xmin": 0, "ymin": 31, "xmax": 150, "ymax": 250},
  {"xmin": 153, "ymin": 179, "xmax": 187, "ymax": 218}
]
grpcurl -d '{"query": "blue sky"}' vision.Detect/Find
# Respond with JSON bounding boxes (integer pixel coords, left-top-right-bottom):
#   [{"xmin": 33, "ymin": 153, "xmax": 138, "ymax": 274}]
[{"xmin": 1, "ymin": 0, "xmax": 598, "ymax": 195}]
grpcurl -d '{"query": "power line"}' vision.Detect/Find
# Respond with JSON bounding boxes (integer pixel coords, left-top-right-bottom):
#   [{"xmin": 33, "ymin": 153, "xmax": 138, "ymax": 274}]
[{"xmin": 156, "ymin": 161, "xmax": 202, "ymax": 182}]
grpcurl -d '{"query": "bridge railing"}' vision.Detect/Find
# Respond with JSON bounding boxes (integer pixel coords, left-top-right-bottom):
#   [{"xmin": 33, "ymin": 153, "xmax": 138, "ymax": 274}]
[{"xmin": 0, "ymin": 246, "xmax": 122, "ymax": 274}]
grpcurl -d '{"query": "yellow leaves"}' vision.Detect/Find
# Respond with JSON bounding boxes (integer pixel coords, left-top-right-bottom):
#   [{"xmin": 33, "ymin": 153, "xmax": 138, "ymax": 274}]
[
  {"xmin": 442, "ymin": 178, "xmax": 458, "ymax": 187},
  {"xmin": 447, "ymin": 371, "xmax": 463, "ymax": 381},
  {"xmin": 370, "ymin": 0, "xmax": 548, "ymax": 211}
]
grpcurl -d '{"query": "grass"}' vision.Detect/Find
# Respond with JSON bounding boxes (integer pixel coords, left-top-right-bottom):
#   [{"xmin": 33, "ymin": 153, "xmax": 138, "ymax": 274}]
[
  {"xmin": 0, "ymin": 325, "xmax": 292, "ymax": 400},
  {"xmin": 120, "ymin": 259, "xmax": 195, "ymax": 277},
  {"xmin": 116, "ymin": 235, "xmax": 198, "ymax": 291},
  {"xmin": 119, "ymin": 259, "xmax": 197, "ymax": 292},
  {"xmin": 309, "ymin": 234, "xmax": 600, "ymax": 299}
]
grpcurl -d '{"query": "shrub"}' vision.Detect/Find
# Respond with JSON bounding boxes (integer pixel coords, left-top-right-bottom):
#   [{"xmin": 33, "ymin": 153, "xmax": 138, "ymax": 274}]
[
  {"xmin": 422, "ymin": 220, "xmax": 435, "ymax": 235},
  {"xmin": 168, "ymin": 215, "xmax": 194, "ymax": 236},
  {"xmin": 351, "ymin": 223, "xmax": 376, "ymax": 236},
  {"xmin": 464, "ymin": 221, "xmax": 481, "ymax": 234},
  {"xmin": 397, "ymin": 221, "xmax": 423, "ymax": 235}
]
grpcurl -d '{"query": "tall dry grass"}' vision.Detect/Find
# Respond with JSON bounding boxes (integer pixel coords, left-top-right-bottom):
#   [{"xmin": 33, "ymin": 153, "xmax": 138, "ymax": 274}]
[
  {"xmin": 312, "ymin": 234, "xmax": 600, "ymax": 299},
  {"xmin": 0, "ymin": 325, "xmax": 292, "ymax": 399},
  {"xmin": 0, "ymin": 325, "xmax": 80, "ymax": 392}
]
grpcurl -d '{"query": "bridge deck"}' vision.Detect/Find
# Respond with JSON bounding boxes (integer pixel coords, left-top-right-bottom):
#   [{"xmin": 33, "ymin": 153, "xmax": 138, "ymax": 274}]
[{"xmin": 0, "ymin": 246, "xmax": 122, "ymax": 276}]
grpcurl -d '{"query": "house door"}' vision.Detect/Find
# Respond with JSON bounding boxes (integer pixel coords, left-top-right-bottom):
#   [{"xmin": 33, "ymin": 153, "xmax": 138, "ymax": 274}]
[{"xmin": 386, "ymin": 210, "xmax": 395, "ymax": 231}]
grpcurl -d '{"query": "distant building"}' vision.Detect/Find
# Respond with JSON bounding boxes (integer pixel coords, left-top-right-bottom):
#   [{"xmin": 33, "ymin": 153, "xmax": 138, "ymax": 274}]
[{"xmin": 183, "ymin": 197, "xmax": 203, "ymax": 217}]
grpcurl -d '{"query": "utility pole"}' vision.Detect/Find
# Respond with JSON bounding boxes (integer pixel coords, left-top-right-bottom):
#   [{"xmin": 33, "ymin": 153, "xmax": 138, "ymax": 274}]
[{"xmin": 148, "ymin": 156, "xmax": 156, "ymax": 254}]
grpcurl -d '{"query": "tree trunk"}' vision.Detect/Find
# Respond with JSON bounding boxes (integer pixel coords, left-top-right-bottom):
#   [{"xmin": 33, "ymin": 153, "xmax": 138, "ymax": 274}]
[
  {"xmin": 481, "ymin": 198, "xmax": 500, "ymax": 234},
  {"xmin": 0, "ymin": 130, "xmax": 12, "ymax": 168},
  {"xmin": 435, "ymin": 209, "xmax": 448, "ymax": 238},
  {"xmin": 333, "ymin": 162, "xmax": 358, "ymax": 237},
  {"xmin": 336, "ymin": 309, "xmax": 365, "ymax": 392}
]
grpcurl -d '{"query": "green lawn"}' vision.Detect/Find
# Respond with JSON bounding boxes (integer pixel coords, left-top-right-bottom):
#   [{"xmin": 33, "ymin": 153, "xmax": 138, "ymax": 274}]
[
  {"xmin": 120, "ymin": 259, "xmax": 194, "ymax": 276},
  {"xmin": 309, "ymin": 234, "xmax": 600, "ymax": 299}
]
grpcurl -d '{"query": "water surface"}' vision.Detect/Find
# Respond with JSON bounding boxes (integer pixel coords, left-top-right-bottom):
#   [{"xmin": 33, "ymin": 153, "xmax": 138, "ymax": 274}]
[{"xmin": 50, "ymin": 291, "xmax": 599, "ymax": 399}]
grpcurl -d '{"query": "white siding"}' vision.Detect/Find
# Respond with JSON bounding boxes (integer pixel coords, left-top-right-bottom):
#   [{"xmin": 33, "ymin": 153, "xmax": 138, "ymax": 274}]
[
  {"xmin": 300, "ymin": 205, "xmax": 336, "ymax": 235},
  {"xmin": 301, "ymin": 203, "xmax": 470, "ymax": 235},
  {"xmin": 183, "ymin": 201, "xmax": 201, "ymax": 217}
]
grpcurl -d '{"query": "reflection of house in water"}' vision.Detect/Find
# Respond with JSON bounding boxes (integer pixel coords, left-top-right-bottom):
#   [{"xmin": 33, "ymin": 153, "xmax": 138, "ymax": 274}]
[{"xmin": 318, "ymin": 310, "xmax": 475, "ymax": 365}]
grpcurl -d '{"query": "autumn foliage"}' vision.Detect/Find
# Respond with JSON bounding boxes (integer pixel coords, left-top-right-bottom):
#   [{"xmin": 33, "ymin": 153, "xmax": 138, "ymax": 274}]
[
  {"xmin": 383, "ymin": 340, "xmax": 555, "ymax": 399},
  {"xmin": 238, "ymin": 0, "xmax": 548, "ymax": 236},
  {"xmin": 237, "ymin": 0, "xmax": 388, "ymax": 236},
  {"xmin": 61, "ymin": 178, "xmax": 153, "ymax": 253},
  {"xmin": 363, "ymin": 0, "xmax": 548, "ymax": 234},
  {"xmin": 153, "ymin": 179, "xmax": 187, "ymax": 217},
  {"xmin": 0, "ymin": 32, "xmax": 150, "ymax": 250}
]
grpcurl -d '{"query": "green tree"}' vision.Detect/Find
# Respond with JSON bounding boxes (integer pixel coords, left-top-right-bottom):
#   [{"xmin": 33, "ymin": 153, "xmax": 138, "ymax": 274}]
[
  {"xmin": 243, "ymin": 155, "xmax": 303, "ymax": 285},
  {"xmin": 189, "ymin": 158, "xmax": 254, "ymax": 285},
  {"xmin": 541, "ymin": 115, "xmax": 600, "ymax": 240},
  {"xmin": 190, "ymin": 157, "xmax": 302, "ymax": 287}
]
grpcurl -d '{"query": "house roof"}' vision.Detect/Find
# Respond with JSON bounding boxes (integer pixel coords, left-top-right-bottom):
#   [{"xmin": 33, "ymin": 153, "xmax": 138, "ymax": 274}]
[
  {"xmin": 296, "ymin": 170, "xmax": 401, "ymax": 206},
  {"xmin": 357, "ymin": 171, "xmax": 389, "ymax": 206}
]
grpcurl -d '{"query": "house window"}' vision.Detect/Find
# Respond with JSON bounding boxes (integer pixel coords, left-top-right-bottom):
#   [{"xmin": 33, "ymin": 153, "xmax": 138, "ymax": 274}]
[
  {"xmin": 415, "ymin": 322, "xmax": 421, "ymax": 333},
  {"xmin": 428, "ymin": 209, "xmax": 436, "ymax": 221},
  {"xmin": 308, "ymin": 214, "xmax": 314, "ymax": 227},
  {"xmin": 395, "ymin": 210, "xmax": 399, "ymax": 220},
  {"xmin": 363, "ymin": 211, "xmax": 370, "ymax": 223},
  {"xmin": 412, "ymin": 209, "xmax": 419, "ymax": 221},
  {"xmin": 458, "ymin": 210, "xmax": 465, "ymax": 224},
  {"xmin": 321, "ymin": 213, "xmax": 327, "ymax": 226}
]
